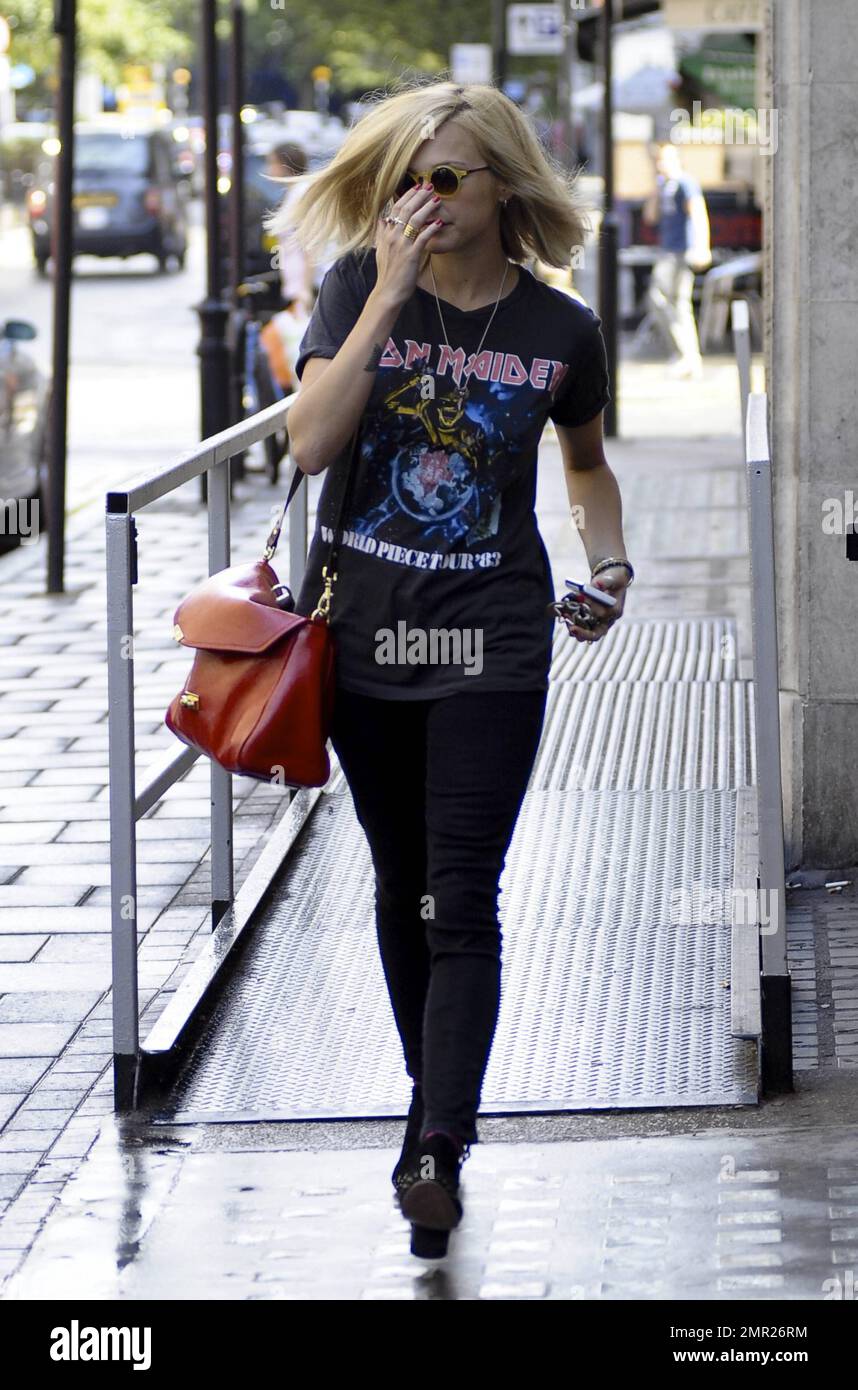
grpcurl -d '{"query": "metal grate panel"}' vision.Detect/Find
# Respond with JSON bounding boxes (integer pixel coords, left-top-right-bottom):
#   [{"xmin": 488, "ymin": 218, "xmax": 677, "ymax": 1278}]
[
  {"xmin": 549, "ymin": 616, "xmax": 740, "ymax": 683},
  {"xmin": 154, "ymin": 786, "xmax": 757, "ymax": 1124},
  {"xmin": 152, "ymin": 616, "xmax": 758, "ymax": 1124},
  {"xmin": 530, "ymin": 680, "xmax": 755, "ymax": 791}
]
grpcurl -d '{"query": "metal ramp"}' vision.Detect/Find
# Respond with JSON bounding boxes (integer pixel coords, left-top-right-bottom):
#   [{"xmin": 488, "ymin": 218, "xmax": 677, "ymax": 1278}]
[{"xmin": 150, "ymin": 616, "xmax": 759, "ymax": 1124}]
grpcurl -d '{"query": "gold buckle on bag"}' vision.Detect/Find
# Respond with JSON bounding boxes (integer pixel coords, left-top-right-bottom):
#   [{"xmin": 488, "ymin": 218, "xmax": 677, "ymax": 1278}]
[{"xmin": 311, "ymin": 565, "xmax": 336, "ymax": 622}]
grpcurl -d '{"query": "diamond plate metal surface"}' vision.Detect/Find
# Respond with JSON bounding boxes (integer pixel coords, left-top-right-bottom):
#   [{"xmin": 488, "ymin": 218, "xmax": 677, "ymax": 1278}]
[{"xmin": 156, "ymin": 785, "xmax": 757, "ymax": 1123}]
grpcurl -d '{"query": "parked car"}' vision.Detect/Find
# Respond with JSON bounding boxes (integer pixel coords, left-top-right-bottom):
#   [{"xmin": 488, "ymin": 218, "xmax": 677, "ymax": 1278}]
[
  {"xmin": 218, "ymin": 110, "xmax": 346, "ymax": 168},
  {"xmin": 215, "ymin": 121, "xmax": 344, "ymax": 287},
  {"xmin": 0, "ymin": 320, "xmax": 49, "ymax": 553},
  {"xmin": 26, "ymin": 118, "xmax": 189, "ymax": 275},
  {"xmin": 176, "ymin": 115, "xmax": 207, "ymax": 197},
  {"xmin": 165, "ymin": 117, "xmax": 198, "ymax": 193},
  {"xmin": 0, "ymin": 121, "xmax": 56, "ymax": 208}
]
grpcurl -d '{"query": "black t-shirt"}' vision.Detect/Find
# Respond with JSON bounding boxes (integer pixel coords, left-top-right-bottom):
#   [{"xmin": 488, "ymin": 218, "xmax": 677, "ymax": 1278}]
[{"xmin": 293, "ymin": 247, "xmax": 611, "ymax": 699}]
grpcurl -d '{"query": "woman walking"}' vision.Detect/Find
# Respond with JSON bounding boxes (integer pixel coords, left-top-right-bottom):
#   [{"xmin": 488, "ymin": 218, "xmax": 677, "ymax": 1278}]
[{"xmin": 266, "ymin": 79, "xmax": 633, "ymax": 1259}]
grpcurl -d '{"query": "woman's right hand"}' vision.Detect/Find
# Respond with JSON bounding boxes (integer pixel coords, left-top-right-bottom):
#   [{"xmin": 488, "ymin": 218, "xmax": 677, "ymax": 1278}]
[{"xmin": 374, "ymin": 182, "xmax": 445, "ymax": 306}]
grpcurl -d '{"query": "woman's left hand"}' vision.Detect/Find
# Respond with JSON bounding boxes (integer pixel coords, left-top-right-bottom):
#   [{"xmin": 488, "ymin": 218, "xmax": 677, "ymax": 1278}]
[{"xmin": 563, "ymin": 570, "xmax": 629, "ymax": 643}]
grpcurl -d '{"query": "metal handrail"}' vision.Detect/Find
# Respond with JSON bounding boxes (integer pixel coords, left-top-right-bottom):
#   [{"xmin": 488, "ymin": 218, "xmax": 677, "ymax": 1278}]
[
  {"xmin": 744, "ymin": 391, "xmax": 792, "ymax": 1092},
  {"xmin": 114, "ymin": 394, "xmax": 294, "ymax": 510},
  {"xmin": 732, "ymin": 299, "xmax": 752, "ymax": 453},
  {"xmin": 106, "ymin": 391, "xmax": 304, "ymax": 1109}
]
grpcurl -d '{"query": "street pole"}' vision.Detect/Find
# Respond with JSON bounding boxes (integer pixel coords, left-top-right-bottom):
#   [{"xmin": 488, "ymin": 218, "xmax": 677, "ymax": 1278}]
[
  {"xmin": 195, "ymin": 0, "xmax": 231, "ymax": 502},
  {"xmin": 493, "ymin": 0, "xmax": 507, "ymax": 90},
  {"xmin": 598, "ymin": 0, "xmax": 619, "ymax": 438},
  {"xmin": 557, "ymin": 0, "xmax": 576, "ymax": 171},
  {"xmin": 47, "ymin": 0, "xmax": 75, "ymax": 593},
  {"xmin": 227, "ymin": 0, "xmax": 246, "ymax": 480}
]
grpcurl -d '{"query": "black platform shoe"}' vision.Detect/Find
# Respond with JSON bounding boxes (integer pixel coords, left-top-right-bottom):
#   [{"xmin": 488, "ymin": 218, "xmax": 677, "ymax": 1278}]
[
  {"xmin": 391, "ymin": 1084, "xmax": 425, "ymax": 1196},
  {"xmin": 397, "ymin": 1131, "xmax": 470, "ymax": 1259}
]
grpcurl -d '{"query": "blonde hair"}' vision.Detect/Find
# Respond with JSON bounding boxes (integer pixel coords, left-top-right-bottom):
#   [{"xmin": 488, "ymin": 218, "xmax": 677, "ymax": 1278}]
[{"xmin": 263, "ymin": 77, "xmax": 592, "ymax": 270}]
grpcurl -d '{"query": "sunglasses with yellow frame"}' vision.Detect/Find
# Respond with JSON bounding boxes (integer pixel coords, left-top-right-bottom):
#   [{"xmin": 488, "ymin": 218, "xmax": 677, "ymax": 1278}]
[{"xmin": 395, "ymin": 163, "xmax": 495, "ymax": 199}]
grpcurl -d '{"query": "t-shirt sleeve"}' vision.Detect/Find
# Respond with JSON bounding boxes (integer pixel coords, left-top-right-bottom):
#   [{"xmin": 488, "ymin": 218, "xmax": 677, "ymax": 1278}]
[
  {"xmin": 293, "ymin": 253, "xmax": 369, "ymax": 382},
  {"xmin": 547, "ymin": 306, "xmax": 612, "ymax": 429}
]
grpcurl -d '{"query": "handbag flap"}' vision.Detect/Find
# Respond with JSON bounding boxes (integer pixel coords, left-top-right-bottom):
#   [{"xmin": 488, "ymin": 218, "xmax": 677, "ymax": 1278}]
[{"xmin": 173, "ymin": 559, "xmax": 310, "ymax": 654}]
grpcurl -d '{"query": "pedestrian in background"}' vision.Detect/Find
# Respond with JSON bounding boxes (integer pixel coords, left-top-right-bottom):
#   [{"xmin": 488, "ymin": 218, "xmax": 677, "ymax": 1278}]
[
  {"xmin": 262, "ymin": 143, "xmax": 339, "ymax": 392},
  {"xmin": 642, "ymin": 141, "xmax": 711, "ymax": 380},
  {"xmin": 265, "ymin": 79, "xmax": 632, "ymax": 1259},
  {"xmin": 265, "ymin": 142, "xmax": 317, "ymax": 314}
]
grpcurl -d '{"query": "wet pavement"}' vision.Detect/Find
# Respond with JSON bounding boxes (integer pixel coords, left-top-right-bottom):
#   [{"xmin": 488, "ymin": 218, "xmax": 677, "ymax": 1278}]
[{"xmin": 6, "ymin": 1104, "xmax": 858, "ymax": 1301}]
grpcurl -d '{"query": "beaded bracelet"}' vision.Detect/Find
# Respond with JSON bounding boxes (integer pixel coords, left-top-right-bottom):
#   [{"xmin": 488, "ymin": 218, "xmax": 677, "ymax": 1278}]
[{"xmin": 591, "ymin": 557, "xmax": 635, "ymax": 586}]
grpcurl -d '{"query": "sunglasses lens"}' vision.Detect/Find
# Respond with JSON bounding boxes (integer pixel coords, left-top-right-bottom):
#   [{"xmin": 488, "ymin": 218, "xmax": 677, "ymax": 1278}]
[{"xmin": 432, "ymin": 166, "xmax": 458, "ymax": 195}]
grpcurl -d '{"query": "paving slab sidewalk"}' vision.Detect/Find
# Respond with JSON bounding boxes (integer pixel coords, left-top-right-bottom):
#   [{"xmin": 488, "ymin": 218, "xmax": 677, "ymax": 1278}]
[{"xmin": 0, "ymin": 462, "xmax": 324, "ymax": 1251}]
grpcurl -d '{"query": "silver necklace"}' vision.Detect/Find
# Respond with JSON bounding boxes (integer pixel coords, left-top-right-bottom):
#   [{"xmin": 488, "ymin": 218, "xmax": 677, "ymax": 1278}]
[{"xmin": 429, "ymin": 258, "xmax": 511, "ymax": 405}]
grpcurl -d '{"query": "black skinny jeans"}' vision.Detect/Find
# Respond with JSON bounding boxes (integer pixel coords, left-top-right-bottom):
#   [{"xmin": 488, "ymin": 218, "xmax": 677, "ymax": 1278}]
[{"xmin": 330, "ymin": 685, "xmax": 547, "ymax": 1147}]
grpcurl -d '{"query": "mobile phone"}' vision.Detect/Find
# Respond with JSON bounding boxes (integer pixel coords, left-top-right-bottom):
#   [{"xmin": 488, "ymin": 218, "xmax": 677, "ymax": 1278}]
[
  {"xmin": 548, "ymin": 577, "xmax": 620, "ymax": 629},
  {"xmin": 565, "ymin": 578, "xmax": 618, "ymax": 608}
]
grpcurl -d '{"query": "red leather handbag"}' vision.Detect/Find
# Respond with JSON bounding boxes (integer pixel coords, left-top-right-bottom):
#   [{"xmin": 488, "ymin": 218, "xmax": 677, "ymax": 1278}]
[{"xmin": 165, "ymin": 426, "xmax": 361, "ymax": 788}]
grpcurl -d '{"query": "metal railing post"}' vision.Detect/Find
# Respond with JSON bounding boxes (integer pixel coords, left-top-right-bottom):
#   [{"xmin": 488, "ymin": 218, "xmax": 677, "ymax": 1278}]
[
  {"xmin": 745, "ymin": 392, "xmax": 792, "ymax": 1093},
  {"xmin": 106, "ymin": 390, "xmax": 298, "ymax": 1104},
  {"xmin": 732, "ymin": 299, "xmax": 752, "ymax": 455},
  {"xmin": 106, "ymin": 506, "xmax": 141, "ymax": 1109},
  {"xmin": 208, "ymin": 453, "xmax": 234, "ymax": 926}
]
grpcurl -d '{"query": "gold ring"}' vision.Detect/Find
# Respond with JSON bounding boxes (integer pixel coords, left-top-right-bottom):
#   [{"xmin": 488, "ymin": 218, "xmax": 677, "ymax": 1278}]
[{"xmin": 403, "ymin": 222, "xmax": 419, "ymax": 241}]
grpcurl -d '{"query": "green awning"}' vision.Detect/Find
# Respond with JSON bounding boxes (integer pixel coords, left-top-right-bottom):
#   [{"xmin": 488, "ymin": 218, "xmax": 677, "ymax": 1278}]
[{"xmin": 680, "ymin": 40, "xmax": 757, "ymax": 109}]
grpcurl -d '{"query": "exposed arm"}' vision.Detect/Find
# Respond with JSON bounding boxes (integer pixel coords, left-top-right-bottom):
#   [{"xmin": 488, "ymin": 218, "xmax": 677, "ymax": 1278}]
[
  {"xmin": 553, "ymin": 411, "xmax": 631, "ymax": 640},
  {"xmin": 555, "ymin": 412, "xmax": 629, "ymax": 575},
  {"xmin": 287, "ymin": 284, "xmax": 403, "ymax": 476},
  {"xmin": 686, "ymin": 193, "xmax": 712, "ymax": 270}
]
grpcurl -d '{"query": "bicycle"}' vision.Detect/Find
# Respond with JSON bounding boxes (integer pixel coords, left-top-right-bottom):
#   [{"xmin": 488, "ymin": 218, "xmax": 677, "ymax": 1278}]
[{"xmin": 229, "ymin": 269, "xmax": 292, "ymax": 485}]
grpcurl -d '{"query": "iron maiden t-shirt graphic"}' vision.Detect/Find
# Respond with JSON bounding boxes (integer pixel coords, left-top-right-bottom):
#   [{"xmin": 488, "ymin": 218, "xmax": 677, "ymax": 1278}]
[
  {"xmin": 293, "ymin": 248, "xmax": 611, "ymax": 699},
  {"xmin": 352, "ymin": 338, "xmax": 575, "ymax": 549},
  {"xmin": 354, "ymin": 366, "xmax": 497, "ymax": 547}
]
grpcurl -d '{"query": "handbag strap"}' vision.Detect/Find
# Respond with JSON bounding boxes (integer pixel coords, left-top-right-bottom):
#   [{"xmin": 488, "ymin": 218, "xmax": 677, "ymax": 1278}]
[{"xmin": 260, "ymin": 423, "xmax": 363, "ymax": 623}]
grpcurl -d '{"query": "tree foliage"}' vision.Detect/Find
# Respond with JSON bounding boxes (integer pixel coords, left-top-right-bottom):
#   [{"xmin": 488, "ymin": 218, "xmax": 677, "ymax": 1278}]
[
  {"xmin": 7, "ymin": 0, "xmax": 495, "ymax": 104},
  {"xmin": 6, "ymin": 0, "xmax": 192, "ymax": 86},
  {"xmin": 244, "ymin": 0, "xmax": 493, "ymax": 97}
]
